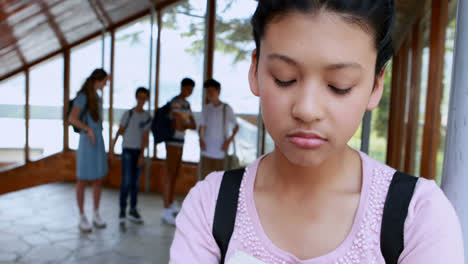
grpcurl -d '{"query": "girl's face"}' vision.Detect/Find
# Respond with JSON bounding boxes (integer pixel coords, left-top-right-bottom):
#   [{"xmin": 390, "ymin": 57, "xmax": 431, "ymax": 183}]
[
  {"xmin": 95, "ymin": 77, "xmax": 108, "ymax": 91},
  {"xmin": 249, "ymin": 12, "xmax": 385, "ymax": 167}
]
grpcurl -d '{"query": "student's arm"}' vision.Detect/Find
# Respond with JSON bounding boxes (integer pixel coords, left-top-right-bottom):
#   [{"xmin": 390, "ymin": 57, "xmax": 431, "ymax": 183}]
[
  {"xmin": 110, "ymin": 125, "xmax": 125, "ymax": 158},
  {"xmin": 199, "ymin": 125, "xmax": 207, "ymax": 151},
  {"xmin": 186, "ymin": 114, "xmax": 196, "ymax": 130},
  {"xmin": 199, "ymin": 109, "xmax": 207, "ymax": 151},
  {"xmin": 397, "ymin": 179, "xmax": 464, "ymax": 264},
  {"xmin": 186, "ymin": 104, "xmax": 196, "ymax": 130},
  {"xmin": 69, "ymin": 95, "xmax": 95, "ymax": 145},
  {"xmin": 137, "ymin": 130, "xmax": 149, "ymax": 168},
  {"xmin": 170, "ymin": 173, "xmax": 223, "ymax": 263},
  {"xmin": 222, "ymin": 105, "xmax": 239, "ymax": 152}
]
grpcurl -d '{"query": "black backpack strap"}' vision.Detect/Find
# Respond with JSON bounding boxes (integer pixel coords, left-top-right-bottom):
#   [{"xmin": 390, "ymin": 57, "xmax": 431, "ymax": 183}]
[
  {"xmin": 124, "ymin": 109, "xmax": 134, "ymax": 129},
  {"xmin": 213, "ymin": 168, "xmax": 245, "ymax": 264},
  {"xmin": 381, "ymin": 171, "xmax": 418, "ymax": 264}
]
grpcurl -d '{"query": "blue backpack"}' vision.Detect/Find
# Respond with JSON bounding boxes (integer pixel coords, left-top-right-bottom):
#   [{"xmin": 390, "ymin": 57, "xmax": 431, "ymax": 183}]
[{"xmin": 151, "ymin": 102, "xmax": 174, "ymax": 144}]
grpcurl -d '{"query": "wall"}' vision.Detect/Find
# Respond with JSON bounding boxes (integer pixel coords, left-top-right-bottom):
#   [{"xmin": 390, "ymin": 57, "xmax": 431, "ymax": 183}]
[{"xmin": 0, "ymin": 151, "xmax": 198, "ymax": 195}]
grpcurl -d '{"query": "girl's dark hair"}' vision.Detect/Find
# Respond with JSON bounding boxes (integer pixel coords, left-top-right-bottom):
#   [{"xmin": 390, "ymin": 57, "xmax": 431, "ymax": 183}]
[
  {"xmin": 251, "ymin": 0, "xmax": 395, "ymax": 75},
  {"xmin": 78, "ymin": 68, "xmax": 108, "ymax": 122}
]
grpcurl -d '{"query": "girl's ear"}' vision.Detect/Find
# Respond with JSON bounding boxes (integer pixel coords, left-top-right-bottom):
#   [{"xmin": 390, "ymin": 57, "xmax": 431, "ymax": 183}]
[
  {"xmin": 367, "ymin": 67, "xmax": 386, "ymax": 111},
  {"xmin": 249, "ymin": 49, "xmax": 260, "ymax": 97}
]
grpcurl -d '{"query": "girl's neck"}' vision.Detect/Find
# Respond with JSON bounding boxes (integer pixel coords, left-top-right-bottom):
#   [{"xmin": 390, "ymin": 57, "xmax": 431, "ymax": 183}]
[{"xmin": 257, "ymin": 146, "xmax": 362, "ymax": 198}]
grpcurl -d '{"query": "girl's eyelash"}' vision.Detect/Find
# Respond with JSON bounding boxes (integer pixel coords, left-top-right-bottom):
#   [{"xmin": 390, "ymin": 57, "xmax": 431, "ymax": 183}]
[
  {"xmin": 329, "ymin": 85, "xmax": 352, "ymax": 95},
  {"xmin": 274, "ymin": 78, "xmax": 296, "ymax": 87}
]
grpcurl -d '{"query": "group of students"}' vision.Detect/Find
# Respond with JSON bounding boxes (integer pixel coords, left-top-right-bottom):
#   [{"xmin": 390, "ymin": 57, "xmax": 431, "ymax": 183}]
[{"xmin": 68, "ymin": 71, "xmax": 238, "ymax": 231}]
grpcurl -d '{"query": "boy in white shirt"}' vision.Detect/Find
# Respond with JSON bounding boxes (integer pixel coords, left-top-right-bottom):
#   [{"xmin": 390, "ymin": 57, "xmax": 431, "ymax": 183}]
[{"xmin": 199, "ymin": 79, "xmax": 239, "ymax": 180}]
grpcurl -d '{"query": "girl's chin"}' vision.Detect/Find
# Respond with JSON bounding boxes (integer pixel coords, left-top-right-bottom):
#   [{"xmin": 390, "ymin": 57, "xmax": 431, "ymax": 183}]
[{"xmin": 274, "ymin": 148, "xmax": 328, "ymax": 168}]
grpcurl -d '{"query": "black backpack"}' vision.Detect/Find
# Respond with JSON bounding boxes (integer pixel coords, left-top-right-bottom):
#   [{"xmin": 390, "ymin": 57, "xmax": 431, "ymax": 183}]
[
  {"xmin": 67, "ymin": 97, "xmax": 87, "ymax": 133},
  {"xmin": 151, "ymin": 102, "xmax": 174, "ymax": 144},
  {"xmin": 213, "ymin": 168, "xmax": 418, "ymax": 264}
]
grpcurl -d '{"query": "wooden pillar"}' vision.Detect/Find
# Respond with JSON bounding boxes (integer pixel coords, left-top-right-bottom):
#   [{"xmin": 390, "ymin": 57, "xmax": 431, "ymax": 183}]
[
  {"xmin": 203, "ymin": 0, "xmax": 216, "ymax": 81},
  {"xmin": 154, "ymin": 10, "xmax": 162, "ymax": 158},
  {"xmin": 202, "ymin": 0, "xmax": 216, "ymax": 107},
  {"xmin": 63, "ymin": 49, "xmax": 70, "ymax": 151},
  {"xmin": 421, "ymin": 0, "xmax": 448, "ymax": 179},
  {"xmin": 395, "ymin": 40, "xmax": 410, "ymax": 171},
  {"xmin": 25, "ymin": 69, "xmax": 30, "ymax": 163},
  {"xmin": 386, "ymin": 53, "xmax": 401, "ymax": 167},
  {"xmin": 109, "ymin": 30, "xmax": 115, "ymax": 149},
  {"xmin": 404, "ymin": 22, "xmax": 423, "ymax": 175}
]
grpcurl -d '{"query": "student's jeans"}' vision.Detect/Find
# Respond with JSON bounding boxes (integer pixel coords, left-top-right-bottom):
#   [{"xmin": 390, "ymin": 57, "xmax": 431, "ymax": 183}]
[{"xmin": 120, "ymin": 148, "xmax": 142, "ymax": 211}]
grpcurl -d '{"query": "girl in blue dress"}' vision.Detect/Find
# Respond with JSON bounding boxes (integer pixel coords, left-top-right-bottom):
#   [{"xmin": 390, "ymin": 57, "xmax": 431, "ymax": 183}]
[{"xmin": 69, "ymin": 68, "xmax": 109, "ymax": 232}]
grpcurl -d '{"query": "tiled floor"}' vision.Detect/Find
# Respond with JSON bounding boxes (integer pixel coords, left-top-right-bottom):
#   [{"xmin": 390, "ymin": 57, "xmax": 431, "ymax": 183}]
[{"xmin": 0, "ymin": 183, "xmax": 179, "ymax": 263}]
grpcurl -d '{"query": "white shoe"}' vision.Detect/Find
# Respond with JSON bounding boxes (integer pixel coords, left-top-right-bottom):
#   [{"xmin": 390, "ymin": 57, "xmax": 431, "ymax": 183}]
[
  {"xmin": 170, "ymin": 201, "xmax": 181, "ymax": 214},
  {"xmin": 162, "ymin": 208, "xmax": 176, "ymax": 226},
  {"xmin": 93, "ymin": 212, "xmax": 107, "ymax": 229},
  {"xmin": 79, "ymin": 215, "xmax": 92, "ymax": 232}
]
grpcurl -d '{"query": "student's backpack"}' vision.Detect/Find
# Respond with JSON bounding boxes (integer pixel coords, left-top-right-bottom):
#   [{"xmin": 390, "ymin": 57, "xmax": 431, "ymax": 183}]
[
  {"xmin": 67, "ymin": 97, "xmax": 87, "ymax": 133},
  {"xmin": 213, "ymin": 168, "xmax": 418, "ymax": 264},
  {"xmin": 151, "ymin": 102, "xmax": 174, "ymax": 144}
]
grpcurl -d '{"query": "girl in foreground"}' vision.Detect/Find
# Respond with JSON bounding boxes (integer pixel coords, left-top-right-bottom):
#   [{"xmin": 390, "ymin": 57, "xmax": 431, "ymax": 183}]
[{"xmin": 170, "ymin": 1, "xmax": 464, "ymax": 263}]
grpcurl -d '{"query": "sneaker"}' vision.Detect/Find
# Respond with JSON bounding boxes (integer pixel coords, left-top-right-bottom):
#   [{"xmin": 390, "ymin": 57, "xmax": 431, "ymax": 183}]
[
  {"xmin": 119, "ymin": 210, "xmax": 126, "ymax": 224},
  {"xmin": 162, "ymin": 208, "xmax": 176, "ymax": 226},
  {"xmin": 128, "ymin": 209, "xmax": 144, "ymax": 224},
  {"xmin": 79, "ymin": 215, "xmax": 92, "ymax": 233},
  {"xmin": 93, "ymin": 211, "xmax": 107, "ymax": 229},
  {"xmin": 170, "ymin": 201, "xmax": 181, "ymax": 214}
]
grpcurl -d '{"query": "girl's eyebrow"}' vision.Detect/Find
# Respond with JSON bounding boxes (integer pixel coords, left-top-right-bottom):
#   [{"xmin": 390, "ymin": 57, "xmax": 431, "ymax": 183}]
[
  {"xmin": 326, "ymin": 63, "xmax": 363, "ymax": 71},
  {"xmin": 267, "ymin": 53, "xmax": 363, "ymax": 71},
  {"xmin": 267, "ymin": 53, "xmax": 297, "ymax": 66}
]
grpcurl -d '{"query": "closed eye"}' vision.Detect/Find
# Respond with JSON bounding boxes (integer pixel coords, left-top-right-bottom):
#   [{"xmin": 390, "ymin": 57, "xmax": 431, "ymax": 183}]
[
  {"xmin": 329, "ymin": 85, "xmax": 352, "ymax": 95},
  {"xmin": 275, "ymin": 78, "xmax": 296, "ymax": 87}
]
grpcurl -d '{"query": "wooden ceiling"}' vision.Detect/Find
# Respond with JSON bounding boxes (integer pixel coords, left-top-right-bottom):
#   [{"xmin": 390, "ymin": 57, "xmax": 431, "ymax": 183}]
[
  {"xmin": 0, "ymin": 0, "xmax": 456, "ymax": 82},
  {"xmin": 0, "ymin": 0, "xmax": 180, "ymax": 81}
]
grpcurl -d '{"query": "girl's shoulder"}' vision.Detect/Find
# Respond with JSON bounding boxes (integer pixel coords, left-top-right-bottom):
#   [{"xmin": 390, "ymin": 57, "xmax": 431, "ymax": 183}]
[
  {"xmin": 362, "ymin": 152, "xmax": 457, "ymax": 232},
  {"xmin": 73, "ymin": 93, "xmax": 88, "ymax": 108}
]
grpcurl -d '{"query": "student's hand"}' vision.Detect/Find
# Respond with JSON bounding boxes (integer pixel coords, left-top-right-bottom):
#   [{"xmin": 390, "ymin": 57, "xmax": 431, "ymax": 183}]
[
  {"xmin": 200, "ymin": 139, "xmax": 207, "ymax": 151},
  {"xmin": 86, "ymin": 128, "xmax": 96, "ymax": 145},
  {"xmin": 222, "ymin": 140, "xmax": 231, "ymax": 152},
  {"xmin": 137, "ymin": 155, "xmax": 144, "ymax": 168}
]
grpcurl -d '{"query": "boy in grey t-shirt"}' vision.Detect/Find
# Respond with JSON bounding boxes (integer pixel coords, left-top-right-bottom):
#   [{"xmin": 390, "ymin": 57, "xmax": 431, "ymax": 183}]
[{"xmin": 110, "ymin": 87, "xmax": 152, "ymax": 224}]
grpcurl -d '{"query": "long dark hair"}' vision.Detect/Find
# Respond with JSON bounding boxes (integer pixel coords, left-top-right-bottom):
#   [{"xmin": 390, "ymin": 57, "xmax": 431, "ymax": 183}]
[
  {"xmin": 251, "ymin": 0, "xmax": 395, "ymax": 75},
  {"xmin": 78, "ymin": 68, "xmax": 108, "ymax": 122}
]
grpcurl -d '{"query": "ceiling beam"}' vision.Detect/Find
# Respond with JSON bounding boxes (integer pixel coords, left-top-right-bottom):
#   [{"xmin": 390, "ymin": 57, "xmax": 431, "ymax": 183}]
[
  {"xmin": 87, "ymin": 0, "xmax": 109, "ymax": 29},
  {"xmin": 0, "ymin": 3, "xmax": 26, "ymax": 66},
  {"xmin": 37, "ymin": 0, "xmax": 68, "ymax": 48},
  {"xmin": 0, "ymin": 0, "xmax": 185, "ymax": 82},
  {"xmin": 94, "ymin": 0, "xmax": 113, "ymax": 27}
]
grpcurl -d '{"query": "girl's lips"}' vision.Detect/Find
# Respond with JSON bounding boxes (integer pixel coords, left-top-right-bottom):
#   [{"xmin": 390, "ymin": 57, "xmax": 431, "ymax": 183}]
[{"xmin": 287, "ymin": 131, "xmax": 327, "ymax": 149}]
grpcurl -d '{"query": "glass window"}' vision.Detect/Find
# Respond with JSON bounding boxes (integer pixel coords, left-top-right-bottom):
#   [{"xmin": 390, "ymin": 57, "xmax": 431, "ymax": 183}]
[
  {"xmin": 112, "ymin": 17, "xmax": 154, "ymax": 155},
  {"xmin": 29, "ymin": 56, "xmax": 64, "ymax": 160},
  {"xmin": 414, "ymin": 17, "xmax": 431, "ymax": 177},
  {"xmin": 70, "ymin": 37, "xmax": 111, "ymax": 151},
  {"xmin": 0, "ymin": 74, "xmax": 26, "ymax": 168},
  {"xmin": 157, "ymin": 0, "xmax": 207, "ymax": 163},
  {"xmin": 214, "ymin": 0, "xmax": 259, "ymax": 165},
  {"xmin": 436, "ymin": 18, "xmax": 457, "ymax": 183}
]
